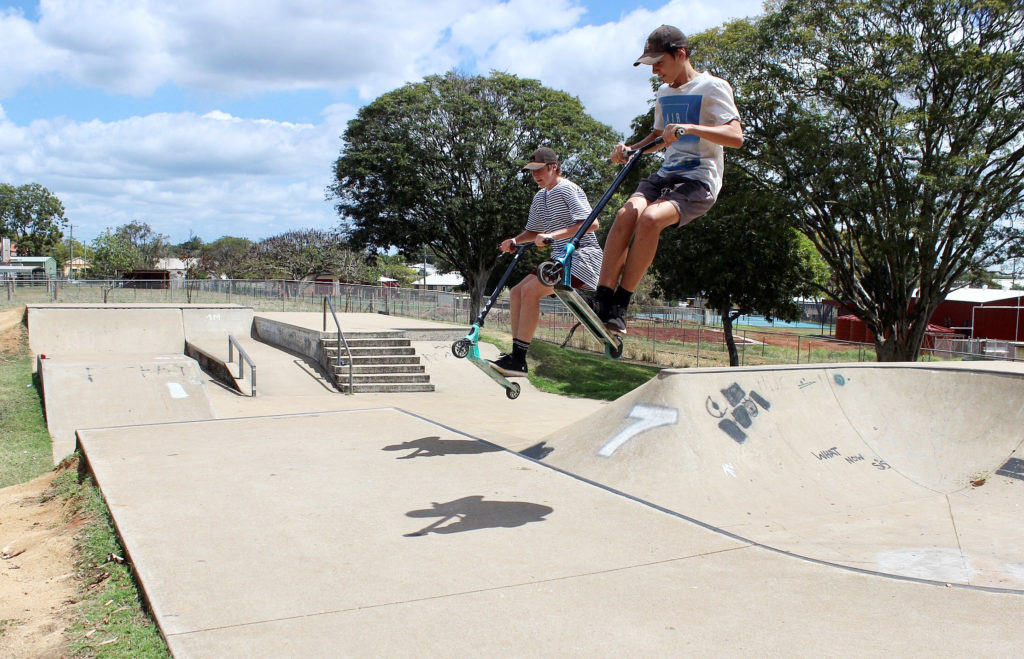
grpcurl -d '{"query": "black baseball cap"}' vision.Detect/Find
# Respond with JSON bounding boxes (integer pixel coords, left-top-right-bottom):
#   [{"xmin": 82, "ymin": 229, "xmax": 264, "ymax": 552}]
[
  {"xmin": 522, "ymin": 147, "xmax": 558, "ymax": 172},
  {"xmin": 634, "ymin": 25, "xmax": 689, "ymax": 66}
]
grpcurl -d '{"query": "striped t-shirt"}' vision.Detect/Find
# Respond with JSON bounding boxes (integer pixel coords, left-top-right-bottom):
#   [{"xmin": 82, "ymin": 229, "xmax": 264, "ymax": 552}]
[{"xmin": 525, "ymin": 178, "xmax": 602, "ymax": 291}]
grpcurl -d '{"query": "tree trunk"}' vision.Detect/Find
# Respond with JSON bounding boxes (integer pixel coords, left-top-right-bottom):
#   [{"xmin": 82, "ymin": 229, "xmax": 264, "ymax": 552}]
[
  {"xmin": 721, "ymin": 306, "xmax": 741, "ymax": 366},
  {"xmin": 466, "ymin": 267, "xmax": 490, "ymax": 325}
]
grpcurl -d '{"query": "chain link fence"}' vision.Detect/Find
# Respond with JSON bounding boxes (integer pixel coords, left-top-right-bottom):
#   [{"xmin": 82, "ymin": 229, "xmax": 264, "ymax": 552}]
[{"xmin": 4, "ymin": 277, "xmax": 1017, "ymax": 367}]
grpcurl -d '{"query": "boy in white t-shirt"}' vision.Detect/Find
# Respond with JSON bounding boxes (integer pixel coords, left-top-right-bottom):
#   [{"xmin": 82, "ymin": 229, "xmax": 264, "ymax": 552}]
[{"xmin": 593, "ymin": 25, "xmax": 743, "ymax": 334}]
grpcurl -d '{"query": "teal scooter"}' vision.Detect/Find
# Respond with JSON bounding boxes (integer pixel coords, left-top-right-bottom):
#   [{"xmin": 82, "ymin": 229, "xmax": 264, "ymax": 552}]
[
  {"xmin": 536, "ymin": 138, "xmax": 664, "ymax": 359},
  {"xmin": 451, "ymin": 243, "xmax": 532, "ymax": 400}
]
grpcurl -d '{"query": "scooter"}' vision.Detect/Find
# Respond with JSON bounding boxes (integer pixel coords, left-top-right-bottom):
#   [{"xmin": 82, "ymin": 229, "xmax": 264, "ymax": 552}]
[
  {"xmin": 451, "ymin": 243, "xmax": 532, "ymax": 400},
  {"xmin": 536, "ymin": 138, "xmax": 664, "ymax": 359}
]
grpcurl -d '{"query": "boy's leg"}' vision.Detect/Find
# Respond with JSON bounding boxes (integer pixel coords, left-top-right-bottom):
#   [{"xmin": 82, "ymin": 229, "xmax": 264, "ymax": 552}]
[
  {"xmin": 508, "ymin": 278, "xmax": 523, "ymax": 339},
  {"xmin": 510, "ymin": 275, "xmax": 553, "ymax": 343},
  {"xmin": 606, "ymin": 181, "xmax": 714, "ymax": 333},
  {"xmin": 604, "ymin": 201, "xmax": 681, "ymax": 334},
  {"xmin": 491, "ymin": 276, "xmax": 553, "ymax": 377},
  {"xmin": 598, "ymin": 196, "xmax": 649, "ymax": 289},
  {"xmin": 619, "ymin": 200, "xmax": 681, "ymax": 291}
]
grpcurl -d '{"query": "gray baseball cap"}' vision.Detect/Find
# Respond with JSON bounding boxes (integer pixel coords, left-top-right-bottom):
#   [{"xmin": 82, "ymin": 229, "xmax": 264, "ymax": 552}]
[
  {"xmin": 634, "ymin": 25, "xmax": 689, "ymax": 66},
  {"xmin": 522, "ymin": 147, "xmax": 559, "ymax": 171}
]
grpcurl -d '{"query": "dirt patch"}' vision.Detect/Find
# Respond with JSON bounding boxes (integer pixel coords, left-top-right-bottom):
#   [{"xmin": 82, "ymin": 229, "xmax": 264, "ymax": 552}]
[
  {"xmin": 0, "ymin": 470, "xmax": 78, "ymax": 658},
  {"xmin": 0, "ymin": 307, "xmax": 26, "ymax": 356}
]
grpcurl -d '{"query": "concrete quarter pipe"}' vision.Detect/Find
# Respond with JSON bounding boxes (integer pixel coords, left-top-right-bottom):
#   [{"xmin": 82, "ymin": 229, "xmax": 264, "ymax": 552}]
[{"xmin": 536, "ymin": 363, "xmax": 1024, "ymax": 591}]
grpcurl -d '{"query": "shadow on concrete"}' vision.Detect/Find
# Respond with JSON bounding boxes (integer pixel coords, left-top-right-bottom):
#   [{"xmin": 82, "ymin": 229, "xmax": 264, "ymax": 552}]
[
  {"xmin": 403, "ymin": 495, "xmax": 554, "ymax": 536},
  {"xmin": 382, "ymin": 436, "xmax": 503, "ymax": 459},
  {"xmin": 519, "ymin": 441, "xmax": 555, "ymax": 460}
]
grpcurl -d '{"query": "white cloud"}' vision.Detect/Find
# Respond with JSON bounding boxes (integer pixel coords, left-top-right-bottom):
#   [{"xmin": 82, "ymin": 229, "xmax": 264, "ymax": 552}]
[
  {"xmin": 0, "ymin": 107, "xmax": 350, "ymax": 242},
  {"xmin": 0, "ymin": 0, "xmax": 767, "ymax": 245},
  {"xmin": 483, "ymin": 0, "xmax": 764, "ymax": 134}
]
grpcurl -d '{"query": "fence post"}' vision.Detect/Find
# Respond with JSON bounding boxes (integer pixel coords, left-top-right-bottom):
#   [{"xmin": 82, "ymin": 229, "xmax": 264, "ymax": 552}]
[
  {"xmin": 796, "ymin": 336, "xmax": 801, "ymax": 364},
  {"xmin": 696, "ymin": 325, "xmax": 701, "ymax": 367}
]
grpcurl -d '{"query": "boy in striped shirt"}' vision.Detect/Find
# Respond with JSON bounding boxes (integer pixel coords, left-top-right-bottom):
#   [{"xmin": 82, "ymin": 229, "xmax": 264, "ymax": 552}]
[{"xmin": 490, "ymin": 147, "xmax": 602, "ymax": 377}]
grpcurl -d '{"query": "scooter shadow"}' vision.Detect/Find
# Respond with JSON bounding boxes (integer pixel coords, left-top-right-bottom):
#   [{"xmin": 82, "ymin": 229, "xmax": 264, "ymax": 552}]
[
  {"xmin": 382, "ymin": 436, "xmax": 504, "ymax": 459},
  {"xmin": 404, "ymin": 495, "xmax": 553, "ymax": 537}
]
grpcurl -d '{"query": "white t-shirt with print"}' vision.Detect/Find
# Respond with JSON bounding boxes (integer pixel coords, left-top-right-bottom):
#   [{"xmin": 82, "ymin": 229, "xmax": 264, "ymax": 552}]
[{"xmin": 653, "ymin": 71, "xmax": 741, "ymax": 197}]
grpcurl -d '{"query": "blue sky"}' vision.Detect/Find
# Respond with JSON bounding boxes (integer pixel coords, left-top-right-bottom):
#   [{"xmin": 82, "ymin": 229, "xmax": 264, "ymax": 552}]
[{"xmin": 0, "ymin": 0, "xmax": 765, "ymax": 246}]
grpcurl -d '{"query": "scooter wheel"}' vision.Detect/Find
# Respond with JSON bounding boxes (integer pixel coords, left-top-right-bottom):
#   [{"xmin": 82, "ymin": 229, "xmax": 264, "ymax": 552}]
[
  {"xmin": 451, "ymin": 339, "xmax": 471, "ymax": 358},
  {"xmin": 606, "ymin": 336, "xmax": 624, "ymax": 360},
  {"xmin": 536, "ymin": 261, "xmax": 563, "ymax": 287},
  {"xmin": 506, "ymin": 382, "xmax": 521, "ymax": 400}
]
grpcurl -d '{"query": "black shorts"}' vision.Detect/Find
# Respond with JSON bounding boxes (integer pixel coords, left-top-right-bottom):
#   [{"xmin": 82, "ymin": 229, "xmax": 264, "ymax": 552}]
[{"xmin": 632, "ymin": 172, "xmax": 715, "ymax": 227}]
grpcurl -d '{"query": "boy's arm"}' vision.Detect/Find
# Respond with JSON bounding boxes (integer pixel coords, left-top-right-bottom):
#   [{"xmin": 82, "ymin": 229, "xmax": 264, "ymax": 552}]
[
  {"xmin": 666, "ymin": 119, "xmax": 744, "ymax": 149},
  {"xmin": 611, "ymin": 130, "xmax": 665, "ymax": 164}
]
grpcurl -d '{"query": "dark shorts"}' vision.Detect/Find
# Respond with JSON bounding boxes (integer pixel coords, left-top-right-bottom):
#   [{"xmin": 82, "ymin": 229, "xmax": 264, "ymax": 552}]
[{"xmin": 632, "ymin": 172, "xmax": 715, "ymax": 227}]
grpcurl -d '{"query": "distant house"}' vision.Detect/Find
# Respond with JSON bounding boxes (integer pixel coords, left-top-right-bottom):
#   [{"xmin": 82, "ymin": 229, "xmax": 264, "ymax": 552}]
[
  {"xmin": 412, "ymin": 272, "xmax": 464, "ymax": 292},
  {"xmin": 154, "ymin": 257, "xmax": 198, "ymax": 279},
  {"xmin": 832, "ymin": 287, "xmax": 1024, "ymax": 343},
  {"xmin": 9, "ymin": 256, "xmax": 57, "ymax": 279},
  {"xmin": 62, "ymin": 256, "xmax": 92, "ymax": 278}
]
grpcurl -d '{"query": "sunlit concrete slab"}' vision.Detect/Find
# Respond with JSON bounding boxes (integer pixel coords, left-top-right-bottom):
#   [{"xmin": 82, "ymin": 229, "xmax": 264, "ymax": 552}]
[
  {"xmin": 78, "ymin": 407, "xmax": 1024, "ymax": 657},
  {"xmin": 77, "ymin": 409, "xmax": 742, "ymax": 656}
]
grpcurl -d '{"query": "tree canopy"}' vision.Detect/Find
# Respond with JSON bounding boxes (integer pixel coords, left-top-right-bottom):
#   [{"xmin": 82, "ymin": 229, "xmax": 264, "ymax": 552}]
[
  {"xmin": 89, "ymin": 221, "xmax": 169, "ymax": 277},
  {"xmin": 240, "ymin": 229, "xmax": 371, "ymax": 282},
  {"xmin": 328, "ymin": 70, "xmax": 620, "ymax": 318},
  {"xmin": 0, "ymin": 183, "xmax": 67, "ymax": 255},
  {"xmin": 655, "ymin": 164, "xmax": 829, "ymax": 365},
  {"xmin": 694, "ymin": 0, "xmax": 1024, "ymax": 360}
]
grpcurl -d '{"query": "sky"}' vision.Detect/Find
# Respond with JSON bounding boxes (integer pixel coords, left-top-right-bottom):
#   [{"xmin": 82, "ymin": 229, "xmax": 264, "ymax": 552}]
[{"xmin": 0, "ymin": 0, "xmax": 766, "ymax": 247}]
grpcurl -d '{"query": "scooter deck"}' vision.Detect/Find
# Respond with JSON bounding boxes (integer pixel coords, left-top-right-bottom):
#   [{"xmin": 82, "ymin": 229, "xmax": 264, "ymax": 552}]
[
  {"xmin": 466, "ymin": 351, "xmax": 522, "ymax": 399},
  {"xmin": 552, "ymin": 286, "xmax": 624, "ymax": 359}
]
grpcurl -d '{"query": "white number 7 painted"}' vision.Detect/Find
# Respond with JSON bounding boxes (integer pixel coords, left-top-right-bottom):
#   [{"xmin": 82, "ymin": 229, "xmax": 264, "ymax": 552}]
[{"xmin": 598, "ymin": 404, "xmax": 679, "ymax": 457}]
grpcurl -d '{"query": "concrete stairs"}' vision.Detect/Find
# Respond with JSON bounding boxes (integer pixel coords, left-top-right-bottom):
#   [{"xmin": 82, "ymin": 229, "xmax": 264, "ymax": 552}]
[{"xmin": 321, "ymin": 331, "xmax": 434, "ymax": 393}]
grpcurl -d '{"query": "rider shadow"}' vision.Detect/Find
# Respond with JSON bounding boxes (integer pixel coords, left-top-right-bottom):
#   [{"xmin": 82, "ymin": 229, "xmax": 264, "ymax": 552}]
[
  {"xmin": 518, "ymin": 441, "xmax": 554, "ymax": 460},
  {"xmin": 404, "ymin": 495, "xmax": 554, "ymax": 537},
  {"xmin": 382, "ymin": 436, "xmax": 504, "ymax": 460}
]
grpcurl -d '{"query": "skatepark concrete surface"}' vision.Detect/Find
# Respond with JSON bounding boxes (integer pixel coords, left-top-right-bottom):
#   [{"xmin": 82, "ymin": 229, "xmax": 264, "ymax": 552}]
[{"xmin": 23, "ymin": 304, "xmax": 1024, "ymax": 656}]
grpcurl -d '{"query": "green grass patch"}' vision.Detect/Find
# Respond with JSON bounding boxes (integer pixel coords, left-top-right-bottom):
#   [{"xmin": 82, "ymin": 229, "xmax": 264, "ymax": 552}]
[
  {"xmin": 56, "ymin": 466, "xmax": 170, "ymax": 658},
  {"xmin": 481, "ymin": 331, "xmax": 661, "ymax": 400},
  {"xmin": 0, "ymin": 325, "xmax": 53, "ymax": 488}
]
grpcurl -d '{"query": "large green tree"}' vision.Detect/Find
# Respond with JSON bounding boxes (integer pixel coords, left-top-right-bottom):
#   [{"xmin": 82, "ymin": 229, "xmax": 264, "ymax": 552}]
[
  {"xmin": 694, "ymin": 0, "xmax": 1024, "ymax": 360},
  {"xmin": 328, "ymin": 71, "xmax": 619, "ymax": 319},
  {"xmin": 0, "ymin": 183, "xmax": 67, "ymax": 255},
  {"xmin": 199, "ymin": 236, "xmax": 254, "ymax": 278},
  {"xmin": 655, "ymin": 165, "xmax": 829, "ymax": 365},
  {"xmin": 240, "ymin": 229, "xmax": 371, "ymax": 283},
  {"xmin": 89, "ymin": 221, "xmax": 169, "ymax": 277}
]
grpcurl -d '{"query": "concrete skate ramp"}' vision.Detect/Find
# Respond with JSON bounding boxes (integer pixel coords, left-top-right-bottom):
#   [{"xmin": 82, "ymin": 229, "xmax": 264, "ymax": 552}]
[
  {"xmin": 28, "ymin": 305, "xmax": 186, "ymax": 356},
  {"xmin": 536, "ymin": 363, "xmax": 1024, "ymax": 590},
  {"xmin": 39, "ymin": 355, "xmax": 215, "ymax": 463},
  {"xmin": 181, "ymin": 306, "xmax": 254, "ymax": 350}
]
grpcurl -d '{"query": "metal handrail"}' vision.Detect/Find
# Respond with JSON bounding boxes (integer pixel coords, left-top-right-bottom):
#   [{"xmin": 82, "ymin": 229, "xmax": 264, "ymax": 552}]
[
  {"xmin": 227, "ymin": 334, "xmax": 256, "ymax": 396},
  {"xmin": 323, "ymin": 296, "xmax": 354, "ymax": 395}
]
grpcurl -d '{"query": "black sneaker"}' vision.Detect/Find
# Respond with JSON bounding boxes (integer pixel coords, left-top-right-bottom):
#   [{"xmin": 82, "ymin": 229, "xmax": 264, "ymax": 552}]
[
  {"xmin": 490, "ymin": 353, "xmax": 528, "ymax": 377},
  {"xmin": 604, "ymin": 304, "xmax": 628, "ymax": 335},
  {"xmin": 584, "ymin": 294, "xmax": 611, "ymax": 321}
]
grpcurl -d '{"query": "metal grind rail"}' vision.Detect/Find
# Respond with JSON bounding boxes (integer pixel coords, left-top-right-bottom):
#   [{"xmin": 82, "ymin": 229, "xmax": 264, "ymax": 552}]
[
  {"xmin": 227, "ymin": 334, "xmax": 256, "ymax": 396},
  {"xmin": 323, "ymin": 296, "xmax": 354, "ymax": 394}
]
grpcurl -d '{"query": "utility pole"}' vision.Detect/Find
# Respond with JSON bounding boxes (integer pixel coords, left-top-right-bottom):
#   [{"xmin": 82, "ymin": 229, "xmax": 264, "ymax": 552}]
[{"xmin": 68, "ymin": 224, "xmax": 74, "ymax": 279}]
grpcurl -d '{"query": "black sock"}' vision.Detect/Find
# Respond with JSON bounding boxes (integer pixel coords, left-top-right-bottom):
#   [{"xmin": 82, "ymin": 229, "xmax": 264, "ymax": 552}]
[
  {"xmin": 613, "ymin": 287, "xmax": 633, "ymax": 308},
  {"xmin": 512, "ymin": 338, "xmax": 530, "ymax": 361},
  {"xmin": 595, "ymin": 285, "xmax": 614, "ymax": 304}
]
